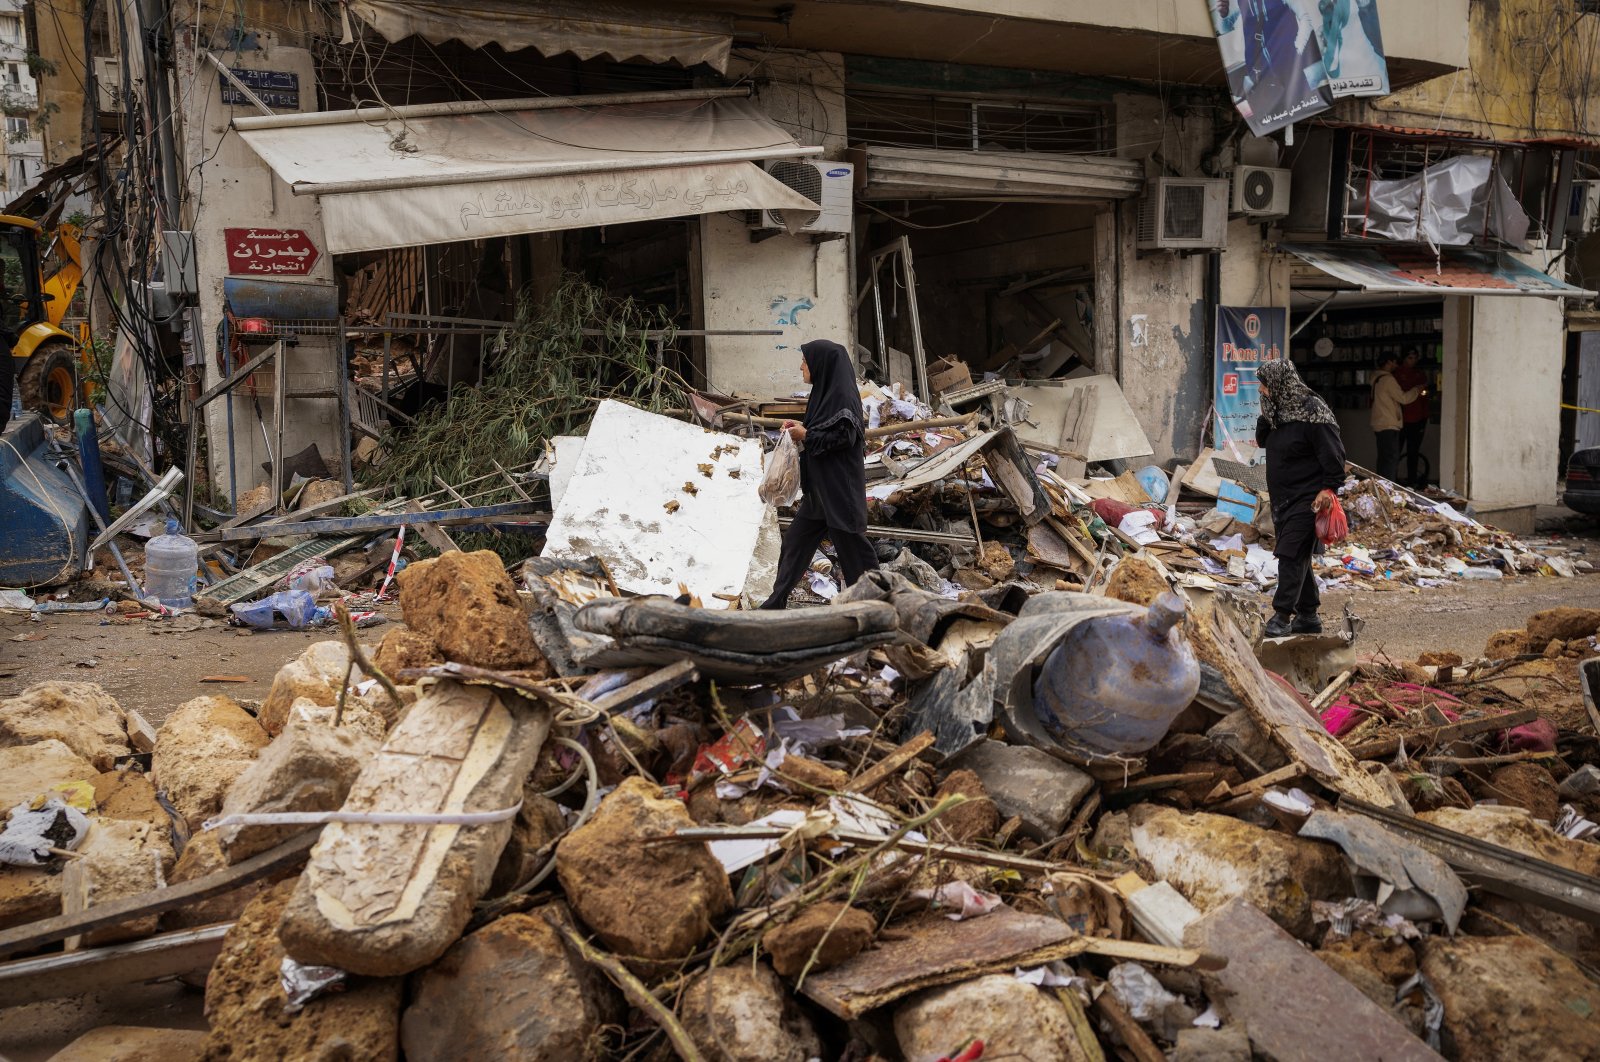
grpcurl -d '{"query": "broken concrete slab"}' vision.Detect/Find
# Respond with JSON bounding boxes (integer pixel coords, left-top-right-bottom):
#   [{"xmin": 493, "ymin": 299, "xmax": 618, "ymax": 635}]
[
  {"xmin": 0, "ymin": 681, "xmax": 129, "ymax": 771},
  {"xmin": 1421, "ymin": 933, "xmax": 1600, "ymax": 1062},
  {"xmin": 680, "ymin": 963, "xmax": 823, "ymax": 1062},
  {"xmin": 947, "ymin": 741, "xmax": 1092, "ymax": 841},
  {"xmin": 92, "ymin": 768, "xmax": 169, "ymax": 839},
  {"xmin": 0, "ymin": 738, "xmax": 98, "ymax": 811},
  {"xmin": 62, "ymin": 818, "xmax": 173, "ymax": 948},
  {"xmin": 0, "ymin": 864, "xmax": 61, "ymax": 933},
  {"xmin": 1174, "ymin": 1025, "xmax": 1252, "ymax": 1062},
  {"xmin": 278, "ymin": 681, "xmax": 550, "ymax": 976},
  {"xmin": 43, "ymin": 1024, "xmax": 207, "ymax": 1062},
  {"xmin": 150, "ymin": 695, "xmax": 269, "ymax": 833},
  {"xmin": 1129, "ymin": 805, "xmax": 1350, "ymax": 941},
  {"xmin": 205, "ymin": 880, "xmax": 402, "ymax": 1061},
  {"xmin": 258, "ymin": 641, "xmax": 353, "ymax": 737},
  {"xmin": 396, "ymin": 549, "xmax": 544, "ymax": 670},
  {"xmin": 542, "ymin": 399, "xmax": 768, "ymax": 608},
  {"xmin": 214, "ymin": 720, "xmax": 379, "ymax": 864},
  {"xmin": 1317, "ymin": 932, "xmax": 1426, "ymax": 1038},
  {"xmin": 1524, "ymin": 606, "xmax": 1600, "ymax": 644},
  {"xmin": 159, "ymin": 830, "xmax": 279, "ymax": 933},
  {"xmin": 555, "ymin": 776, "xmax": 732, "ymax": 967},
  {"xmin": 280, "ymin": 694, "xmax": 389, "ymax": 743},
  {"xmin": 400, "ymin": 908, "xmax": 623, "ymax": 1062},
  {"xmin": 894, "ymin": 974, "xmax": 1084, "ymax": 1062},
  {"xmin": 762, "ymin": 902, "xmax": 875, "ymax": 978},
  {"xmin": 1185, "ymin": 897, "xmax": 1442, "ymax": 1062},
  {"xmin": 930, "ymin": 768, "xmax": 1000, "ymax": 844}
]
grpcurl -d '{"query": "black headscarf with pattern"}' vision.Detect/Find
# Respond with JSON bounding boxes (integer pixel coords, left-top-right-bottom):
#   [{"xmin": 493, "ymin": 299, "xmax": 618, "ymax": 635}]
[{"xmin": 1257, "ymin": 358, "xmax": 1338, "ymax": 429}]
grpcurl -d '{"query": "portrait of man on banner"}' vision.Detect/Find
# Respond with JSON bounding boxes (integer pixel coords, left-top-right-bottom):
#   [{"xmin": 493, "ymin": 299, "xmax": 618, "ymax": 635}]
[
  {"xmin": 1315, "ymin": 0, "xmax": 1390, "ymax": 98},
  {"xmin": 1209, "ymin": 0, "xmax": 1333, "ymax": 135}
]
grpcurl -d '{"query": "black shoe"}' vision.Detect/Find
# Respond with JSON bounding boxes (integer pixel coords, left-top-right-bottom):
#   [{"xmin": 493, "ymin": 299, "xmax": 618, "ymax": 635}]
[
  {"xmin": 1291, "ymin": 614, "xmax": 1323, "ymax": 635},
  {"xmin": 1264, "ymin": 614, "xmax": 1294, "ymax": 638}
]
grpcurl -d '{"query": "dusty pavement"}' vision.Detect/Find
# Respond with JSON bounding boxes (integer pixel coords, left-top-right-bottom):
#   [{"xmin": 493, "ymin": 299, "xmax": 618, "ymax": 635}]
[{"xmin": 0, "ymin": 605, "xmax": 402, "ymax": 727}]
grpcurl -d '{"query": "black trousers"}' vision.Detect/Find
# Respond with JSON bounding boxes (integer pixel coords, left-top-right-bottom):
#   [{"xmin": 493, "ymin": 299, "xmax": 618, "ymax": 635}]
[
  {"xmin": 1273, "ymin": 541, "xmax": 1321, "ymax": 619},
  {"xmin": 1400, "ymin": 419, "xmax": 1427, "ymax": 486},
  {"xmin": 1374, "ymin": 429, "xmax": 1402, "ymax": 483},
  {"xmin": 759, "ymin": 516, "xmax": 879, "ymax": 610}
]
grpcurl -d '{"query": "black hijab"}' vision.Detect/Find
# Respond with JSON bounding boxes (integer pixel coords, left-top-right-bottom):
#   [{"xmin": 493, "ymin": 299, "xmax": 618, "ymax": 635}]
[{"xmin": 801, "ymin": 340, "xmax": 863, "ymax": 433}]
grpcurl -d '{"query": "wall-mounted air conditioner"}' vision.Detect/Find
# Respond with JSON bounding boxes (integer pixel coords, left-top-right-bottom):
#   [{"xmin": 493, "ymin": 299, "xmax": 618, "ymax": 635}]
[
  {"xmin": 1230, "ymin": 165, "xmax": 1292, "ymax": 219},
  {"xmin": 1136, "ymin": 177, "xmax": 1228, "ymax": 251},
  {"xmin": 749, "ymin": 158, "xmax": 853, "ymax": 236},
  {"xmin": 1566, "ymin": 179, "xmax": 1600, "ymax": 238},
  {"xmin": 92, "ymin": 57, "xmax": 122, "ymax": 112}
]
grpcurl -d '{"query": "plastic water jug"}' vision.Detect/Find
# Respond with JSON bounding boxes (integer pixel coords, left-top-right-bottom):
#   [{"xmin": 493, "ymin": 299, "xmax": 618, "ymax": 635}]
[
  {"xmin": 1031, "ymin": 591, "xmax": 1201, "ymax": 755},
  {"xmin": 144, "ymin": 518, "xmax": 199, "ymax": 608}
]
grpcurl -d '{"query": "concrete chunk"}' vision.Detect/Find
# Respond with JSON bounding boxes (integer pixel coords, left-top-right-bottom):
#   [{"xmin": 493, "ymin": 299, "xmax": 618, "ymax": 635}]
[
  {"xmin": 150, "ymin": 695, "xmax": 269, "ymax": 833},
  {"xmin": 44, "ymin": 1025, "xmax": 206, "ymax": 1062},
  {"xmin": 258, "ymin": 641, "xmax": 352, "ymax": 737},
  {"xmin": 396, "ymin": 549, "xmax": 544, "ymax": 669},
  {"xmin": 1185, "ymin": 897, "xmax": 1442, "ymax": 1062},
  {"xmin": 1421, "ymin": 934, "xmax": 1600, "ymax": 1062},
  {"xmin": 278, "ymin": 680, "xmax": 549, "ymax": 976},
  {"xmin": 62, "ymin": 818, "xmax": 173, "ymax": 948},
  {"xmin": 681, "ymin": 963, "xmax": 823, "ymax": 1062},
  {"xmin": 0, "ymin": 681, "xmax": 129, "ymax": 771},
  {"xmin": 948, "ymin": 741, "xmax": 1093, "ymax": 840},
  {"xmin": 205, "ymin": 880, "xmax": 401, "ymax": 1061},
  {"xmin": 401, "ymin": 908, "xmax": 622, "ymax": 1062},
  {"xmin": 894, "ymin": 974, "xmax": 1085, "ymax": 1062},
  {"xmin": 555, "ymin": 776, "xmax": 732, "ymax": 966},
  {"xmin": 214, "ymin": 720, "xmax": 379, "ymax": 863},
  {"xmin": 1130, "ymin": 805, "xmax": 1349, "ymax": 940}
]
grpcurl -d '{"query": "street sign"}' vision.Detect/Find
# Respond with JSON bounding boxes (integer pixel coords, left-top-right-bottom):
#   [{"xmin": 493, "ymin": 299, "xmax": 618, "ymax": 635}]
[
  {"xmin": 220, "ymin": 69, "xmax": 300, "ymax": 109},
  {"xmin": 223, "ymin": 228, "xmax": 321, "ymax": 276}
]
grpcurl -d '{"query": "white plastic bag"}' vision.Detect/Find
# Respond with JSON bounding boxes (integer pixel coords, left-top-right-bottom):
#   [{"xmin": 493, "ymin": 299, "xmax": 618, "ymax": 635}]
[{"xmin": 759, "ymin": 431, "xmax": 802, "ymax": 507}]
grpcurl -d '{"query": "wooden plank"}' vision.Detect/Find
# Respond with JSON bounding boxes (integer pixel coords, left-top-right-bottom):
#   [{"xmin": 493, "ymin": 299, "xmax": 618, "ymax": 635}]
[
  {"xmin": 1093, "ymin": 992, "xmax": 1166, "ymax": 1062},
  {"xmin": 0, "ymin": 831, "xmax": 318, "ymax": 958},
  {"xmin": 0, "ymin": 924, "xmax": 231, "ymax": 1005},
  {"xmin": 846, "ymin": 731, "xmax": 935, "ymax": 793},
  {"xmin": 592, "ymin": 661, "xmax": 699, "ymax": 716},
  {"xmin": 1345, "ymin": 708, "xmax": 1537, "ymax": 761}
]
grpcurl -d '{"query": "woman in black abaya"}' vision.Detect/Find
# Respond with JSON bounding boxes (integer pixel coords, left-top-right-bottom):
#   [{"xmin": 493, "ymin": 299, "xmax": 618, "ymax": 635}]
[{"xmin": 759, "ymin": 340, "xmax": 879, "ymax": 609}]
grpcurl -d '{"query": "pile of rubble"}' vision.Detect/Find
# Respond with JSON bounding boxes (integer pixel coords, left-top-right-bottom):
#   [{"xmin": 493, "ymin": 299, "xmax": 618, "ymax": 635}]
[{"xmin": 3, "ymin": 543, "xmax": 1598, "ymax": 1061}]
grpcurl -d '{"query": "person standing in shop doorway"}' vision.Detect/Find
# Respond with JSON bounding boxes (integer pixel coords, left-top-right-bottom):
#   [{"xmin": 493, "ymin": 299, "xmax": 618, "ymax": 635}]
[
  {"xmin": 759, "ymin": 340, "xmax": 880, "ymax": 609},
  {"xmin": 1393, "ymin": 346, "xmax": 1431, "ymax": 488},
  {"xmin": 1256, "ymin": 359, "xmax": 1347, "ymax": 638},
  {"xmin": 1370, "ymin": 352, "xmax": 1423, "ymax": 484}
]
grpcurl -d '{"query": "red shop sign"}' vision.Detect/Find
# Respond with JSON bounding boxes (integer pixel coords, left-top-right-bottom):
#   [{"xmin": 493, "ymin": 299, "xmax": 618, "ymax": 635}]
[{"xmin": 224, "ymin": 227, "xmax": 321, "ymax": 276}]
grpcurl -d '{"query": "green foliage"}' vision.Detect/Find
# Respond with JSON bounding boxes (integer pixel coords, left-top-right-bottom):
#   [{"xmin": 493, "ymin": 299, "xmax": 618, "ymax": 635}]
[
  {"xmin": 371, "ymin": 274, "xmax": 685, "ymax": 564},
  {"xmin": 25, "ymin": 53, "xmax": 57, "ymax": 79}
]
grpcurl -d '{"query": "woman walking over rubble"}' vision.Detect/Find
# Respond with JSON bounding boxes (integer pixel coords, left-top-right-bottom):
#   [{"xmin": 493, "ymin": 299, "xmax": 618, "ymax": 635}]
[
  {"xmin": 759, "ymin": 339, "xmax": 879, "ymax": 609},
  {"xmin": 1255, "ymin": 358, "xmax": 1346, "ymax": 639}
]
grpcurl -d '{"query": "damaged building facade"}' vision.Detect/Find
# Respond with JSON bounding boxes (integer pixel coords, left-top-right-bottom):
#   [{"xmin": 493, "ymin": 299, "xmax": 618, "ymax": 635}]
[{"xmin": 33, "ymin": 0, "xmax": 1598, "ymax": 530}]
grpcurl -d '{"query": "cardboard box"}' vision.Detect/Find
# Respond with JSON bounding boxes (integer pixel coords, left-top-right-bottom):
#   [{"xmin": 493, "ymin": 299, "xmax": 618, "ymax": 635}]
[{"xmin": 926, "ymin": 357, "xmax": 973, "ymax": 395}]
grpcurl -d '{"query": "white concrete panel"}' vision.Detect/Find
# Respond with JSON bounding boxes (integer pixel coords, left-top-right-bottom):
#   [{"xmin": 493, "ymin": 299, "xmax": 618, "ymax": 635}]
[{"xmin": 541, "ymin": 401, "xmax": 767, "ymax": 607}]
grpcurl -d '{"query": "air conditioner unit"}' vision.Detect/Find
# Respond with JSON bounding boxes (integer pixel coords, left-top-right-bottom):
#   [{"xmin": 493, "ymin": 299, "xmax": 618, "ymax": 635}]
[
  {"xmin": 748, "ymin": 158, "xmax": 853, "ymax": 236},
  {"xmin": 1136, "ymin": 177, "xmax": 1228, "ymax": 251},
  {"xmin": 1566, "ymin": 179, "xmax": 1600, "ymax": 238},
  {"xmin": 1230, "ymin": 164, "xmax": 1292, "ymax": 219},
  {"xmin": 92, "ymin": 57, "xmax": 121, "ymax": 112}
]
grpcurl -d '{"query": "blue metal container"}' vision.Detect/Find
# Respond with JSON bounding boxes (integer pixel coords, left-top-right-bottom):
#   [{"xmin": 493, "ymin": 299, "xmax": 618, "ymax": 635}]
[{"xmin": 0, "ymin": 412, "xmax": 89, "ymax": 587}]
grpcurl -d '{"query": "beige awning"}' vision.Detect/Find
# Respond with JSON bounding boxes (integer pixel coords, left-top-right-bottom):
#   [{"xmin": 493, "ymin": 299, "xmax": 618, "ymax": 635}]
[
  {"xmin": 235, "ymin": 92, "xmax": 823, "ymax": 253},
  {"xmin": 857, "ymin": 146, "xmax": 1144, "ymax": 201},
  {"xmin": 343, "ymin": 0, "xmax": 733, "ymax": 72}
]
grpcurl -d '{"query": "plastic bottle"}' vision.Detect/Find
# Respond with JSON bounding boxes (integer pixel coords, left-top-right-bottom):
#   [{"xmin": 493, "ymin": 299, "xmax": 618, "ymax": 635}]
[
  {"xmin": 144, "ymin": 518, "xmax": 199, "ymax": 609},
  {"xmin": 1462, "ymin": 566, "xmax": 1503, "ymax": 580},
  {"xmin": 1031, "ymin": 591, "xmax": 1202, "ymax": 756}
]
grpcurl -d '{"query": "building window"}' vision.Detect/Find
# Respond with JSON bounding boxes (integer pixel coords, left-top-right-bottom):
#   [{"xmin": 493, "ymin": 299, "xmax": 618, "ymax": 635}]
[
  {"xmin": 6, "ymin": 117, "xmax": 27, "ymax": 139},
  {"xmin": 5, "ymin": 65, "xmax": 17, "ymax": 88},
  {"xmin": 0, "ymin": 16, "xmax": 21, "ymax": 45},
  {"xmin": 1580, "ymin": 0, "xmax": 1600, "ymax": 13},
  {"xmin": 847, "ymin": 90, "xmax": 1111, "ymax": 155}
]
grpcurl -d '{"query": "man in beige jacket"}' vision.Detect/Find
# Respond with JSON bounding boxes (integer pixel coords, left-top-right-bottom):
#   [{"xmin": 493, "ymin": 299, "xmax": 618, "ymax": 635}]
[{"xmin": 1371, "ymin": 352, "xmax": 1424, "ymax": 483}]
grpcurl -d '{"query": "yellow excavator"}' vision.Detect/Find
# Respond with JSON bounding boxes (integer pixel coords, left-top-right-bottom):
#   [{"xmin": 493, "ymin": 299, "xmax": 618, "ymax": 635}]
[{"xmin": 2, "ymin": 214, "xmax": 85, "ymax": 420}]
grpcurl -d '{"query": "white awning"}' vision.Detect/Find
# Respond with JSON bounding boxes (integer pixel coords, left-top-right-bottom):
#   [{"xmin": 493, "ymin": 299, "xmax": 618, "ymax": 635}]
[
  {"xmin": 343, "ymin": 0, "xmax": 733, "ymax": 72},
  {"xmin": 858, "ymin": 146, "xmax": 1144, "ymax": 201},
  {"xmin": 235, "ymin": 93, "xmax": 823, "ymax": 253},
  {"xmin": 1282, "ymin": 242, "xmax": 1598, "ymax": 298}
]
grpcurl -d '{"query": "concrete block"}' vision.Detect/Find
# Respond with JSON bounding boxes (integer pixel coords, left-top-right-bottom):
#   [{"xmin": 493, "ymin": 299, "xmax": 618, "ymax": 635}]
[
  {"xmin": 1185, "ymin": 897, "xmax": 1442, "ymax": 1062},
  {"xmin": 948, "ymin": 741, "xmax": 1093, "ymax": 840}
]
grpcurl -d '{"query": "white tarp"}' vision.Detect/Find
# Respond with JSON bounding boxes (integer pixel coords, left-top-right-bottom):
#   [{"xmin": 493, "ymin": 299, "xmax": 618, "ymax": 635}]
[
  {"xmin": 236, "ymin": 96, "xmax": 823, "ymax": 252},
  {"xmin": 344, "ymin": 0, "xmax": 733, "ymax": 71},
  {"xmin": 1360, "ymin": 154, "xmax": 1532, "ymax": 249},
  {"xmin": 542, "ymin": 401, "xmax": 768, "ymax": 609}
]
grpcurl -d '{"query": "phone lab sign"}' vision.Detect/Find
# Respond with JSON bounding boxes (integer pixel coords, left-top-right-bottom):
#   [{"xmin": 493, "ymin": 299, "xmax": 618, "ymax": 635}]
[
  {"xmin": 224, "ymin": 228, "xmax": 321, "ymax": 277},
  {"xmin": 1214, "ymin": 305, "xmax": 1286, "ymax": 465}
]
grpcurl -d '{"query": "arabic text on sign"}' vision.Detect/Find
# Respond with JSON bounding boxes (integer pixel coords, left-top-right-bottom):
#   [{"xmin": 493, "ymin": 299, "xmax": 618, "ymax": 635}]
[{"xmin": 456, "ymin": 174, "xmax": 756, "ymax": 232}]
